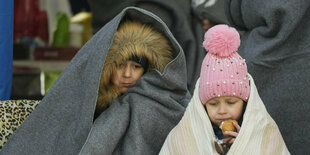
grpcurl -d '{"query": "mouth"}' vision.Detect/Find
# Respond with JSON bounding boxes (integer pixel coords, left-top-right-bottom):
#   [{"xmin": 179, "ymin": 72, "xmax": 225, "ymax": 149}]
[
  {"xmin": 217, "ymin": 119, "xmax": 231, "ymax": 123},
  {"xmin": 122, "ymin": 83, "xmax": 133, "ymax": 87}
]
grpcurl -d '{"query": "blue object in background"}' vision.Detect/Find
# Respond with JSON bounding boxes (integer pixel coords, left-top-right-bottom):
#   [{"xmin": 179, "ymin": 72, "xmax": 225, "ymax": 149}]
[{"xmin": 0, "ymin": 0, "xmax": 13, "ymax": 100}]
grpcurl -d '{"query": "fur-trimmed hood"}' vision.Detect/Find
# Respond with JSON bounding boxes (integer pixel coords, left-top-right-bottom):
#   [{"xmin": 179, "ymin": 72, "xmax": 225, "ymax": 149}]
[{"xmin": 97, "ymin": 21, "xmax": 173, "ymax": 110}]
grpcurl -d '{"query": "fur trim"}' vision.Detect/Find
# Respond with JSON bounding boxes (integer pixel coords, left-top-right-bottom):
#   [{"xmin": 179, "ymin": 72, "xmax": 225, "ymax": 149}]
[{"xmin": 97, "ymin": 21, "xmax": 173, "ymax": 110}]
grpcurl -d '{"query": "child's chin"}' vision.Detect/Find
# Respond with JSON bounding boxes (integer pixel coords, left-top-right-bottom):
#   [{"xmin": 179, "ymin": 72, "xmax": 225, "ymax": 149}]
[{"xmin": 119, "ymin": 88, "xmax": 129, "ymax": 93}]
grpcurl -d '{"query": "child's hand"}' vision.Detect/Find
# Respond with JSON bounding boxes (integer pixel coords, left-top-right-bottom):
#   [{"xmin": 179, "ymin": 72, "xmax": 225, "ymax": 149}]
[{"xmin": 222, "ymin": 122, "xmax": 240, "ymax": 147}]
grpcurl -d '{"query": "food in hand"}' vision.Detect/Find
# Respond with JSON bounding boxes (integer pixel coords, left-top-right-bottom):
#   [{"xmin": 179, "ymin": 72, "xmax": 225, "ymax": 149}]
[{"xmin": 219, "ymin": 120, "xmax": 238, "ymax": 137}]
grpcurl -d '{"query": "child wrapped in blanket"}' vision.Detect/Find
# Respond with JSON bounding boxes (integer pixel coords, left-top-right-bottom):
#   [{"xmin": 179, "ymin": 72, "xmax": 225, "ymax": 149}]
[{"xmin": 159, "ymin": 25, "xmax": 290, "ymax": 155}]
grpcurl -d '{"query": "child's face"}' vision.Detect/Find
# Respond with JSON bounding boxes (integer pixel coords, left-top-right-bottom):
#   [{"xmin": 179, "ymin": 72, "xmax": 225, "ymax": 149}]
[
  {"xmin": 204, "ymin": 96, "xmax": 244, "ymax": 126},
  {"xmin": 112, "ymin": 60, "xmax": 144, "ymax": 93}
]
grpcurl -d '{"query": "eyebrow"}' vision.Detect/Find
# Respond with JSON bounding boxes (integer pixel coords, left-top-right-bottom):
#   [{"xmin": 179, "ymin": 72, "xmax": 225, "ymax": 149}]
[
  {"xmin": 226, "ymin": 98, "xmax": 239, "ymax": 102},
  {"xmin": 133, "ymin": 62, "xmax": 142, "ymax": 65},
  {"xmin": 207, "ymin": 100, "xmax": 219, "ymax": 104},
  {"xmin": 207, "ymin": 96, "xmax": 240, "ymax": 103}
]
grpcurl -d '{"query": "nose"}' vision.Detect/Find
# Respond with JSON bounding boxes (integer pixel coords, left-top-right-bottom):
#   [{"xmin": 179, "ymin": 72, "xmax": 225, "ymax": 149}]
[
  {"xmin": 123, "ymin": 66, "xmax": 132, "ymax": 77},
  {"xmin": 218, "ymin": 104, "xmax": 227, "ymax": 114}
]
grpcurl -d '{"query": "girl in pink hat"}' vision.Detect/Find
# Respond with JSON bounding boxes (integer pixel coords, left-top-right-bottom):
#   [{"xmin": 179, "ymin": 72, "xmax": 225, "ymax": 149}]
[{"xmin": 160, "ymin": 25, "xmax": 289, "ymax": 155}]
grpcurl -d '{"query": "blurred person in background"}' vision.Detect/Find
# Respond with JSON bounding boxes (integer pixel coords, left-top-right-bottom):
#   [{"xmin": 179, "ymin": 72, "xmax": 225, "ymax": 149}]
[{"xmin": 225, "ymin": 0, "xmax": 310, "ymax": 154}]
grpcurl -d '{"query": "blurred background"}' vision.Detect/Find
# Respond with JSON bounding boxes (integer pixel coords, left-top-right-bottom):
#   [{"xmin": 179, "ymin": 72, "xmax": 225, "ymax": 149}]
[
  {"xmin": 4, "ymin": 0, "xmax": 226, "ymax": 100},
  {"xmin": 11, "ymin": 0, "xmax": 91, "ymax": 100}
]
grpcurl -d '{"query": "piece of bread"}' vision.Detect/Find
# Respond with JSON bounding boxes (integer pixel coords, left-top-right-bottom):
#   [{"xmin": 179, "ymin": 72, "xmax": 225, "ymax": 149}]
[{"xmin": 219, "ymin": 120, "xmax": 238, "ymax": 137}]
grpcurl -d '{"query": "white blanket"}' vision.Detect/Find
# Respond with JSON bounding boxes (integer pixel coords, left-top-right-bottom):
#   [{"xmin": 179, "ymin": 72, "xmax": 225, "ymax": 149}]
[{"xmin": 160, "ymin": 75, "xmax": 290, "ymax": 155}]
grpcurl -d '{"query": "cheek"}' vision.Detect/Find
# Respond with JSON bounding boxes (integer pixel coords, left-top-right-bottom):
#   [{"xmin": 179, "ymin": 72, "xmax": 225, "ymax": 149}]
[
  {"xmin": 132, "ymin": 70, "xmax": 144, "ymax": 81},
  {"xmin": 231, "ymin": 105, "xmax": 244, "ymax": 120},
  {"xmin": 111, "ymin": 72, "xmax": 120, "ymax": 85}
]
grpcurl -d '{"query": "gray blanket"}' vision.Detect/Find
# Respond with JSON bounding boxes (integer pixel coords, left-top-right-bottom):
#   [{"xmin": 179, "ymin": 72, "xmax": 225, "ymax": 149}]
[
  {"xmin": 225, "ymin": 1, "xmax": 310, "ymax": 154},
  {"xmin": 1, "ymin": 7, "xmax": 190, "ymax": 155}
]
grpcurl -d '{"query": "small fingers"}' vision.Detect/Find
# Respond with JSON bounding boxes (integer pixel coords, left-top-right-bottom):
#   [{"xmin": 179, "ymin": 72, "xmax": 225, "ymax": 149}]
[
  {"xmin": 233, "ymin": 122, "xmax": 241, "ymax": 132},
  {"xmin": 224, "ymin": 131, "xmax": 238, "ymax": 138}
]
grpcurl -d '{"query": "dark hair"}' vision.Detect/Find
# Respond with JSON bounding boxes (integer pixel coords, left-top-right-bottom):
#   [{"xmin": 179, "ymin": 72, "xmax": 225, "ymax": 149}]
[{"xmin": 129, "ymin": 55, "xmax": 149, "ymax": 72}]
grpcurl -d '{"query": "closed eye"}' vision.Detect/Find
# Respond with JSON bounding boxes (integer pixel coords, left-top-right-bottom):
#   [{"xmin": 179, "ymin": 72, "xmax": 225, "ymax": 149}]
[
  {"xmin": 208, "ymin": 102, "xmax": 217, "ymax": 106},
  {"xmin": 134, "ymin": 65, "xmax": 142, "ymax": 68},
  {"xmin": 228, "ymin": 102, "xmax": 235, "ymax": 105},
  {"xmin": 118, "ymin": 63, "xmax": 125, "ymax": 68}
]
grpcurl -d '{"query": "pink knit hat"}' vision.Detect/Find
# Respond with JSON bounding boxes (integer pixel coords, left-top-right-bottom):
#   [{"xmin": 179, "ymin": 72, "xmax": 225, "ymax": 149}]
[{"xmin": 199, "ymin": 24, "xmax": 250, "ymax": 104}]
